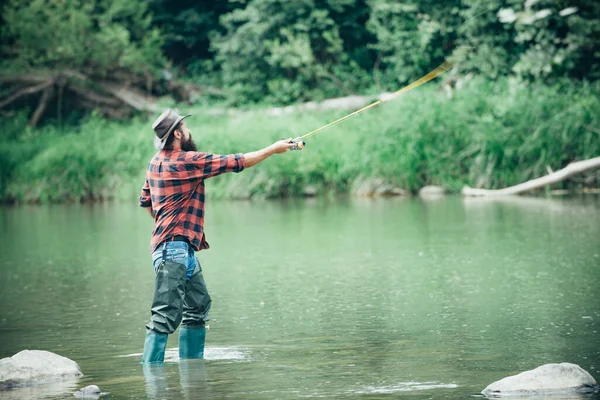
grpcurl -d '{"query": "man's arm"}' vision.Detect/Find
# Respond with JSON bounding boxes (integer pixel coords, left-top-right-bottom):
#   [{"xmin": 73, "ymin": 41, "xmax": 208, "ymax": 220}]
[{"xmin": 244, "ymin": 139, "xmax": 296, "ymax": 168}]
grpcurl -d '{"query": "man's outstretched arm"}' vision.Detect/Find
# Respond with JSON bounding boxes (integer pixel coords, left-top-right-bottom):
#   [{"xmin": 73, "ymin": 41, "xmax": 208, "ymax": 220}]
[{"xmin": 244, "ymin": 139, "xmax": 296, "ymax": 168}]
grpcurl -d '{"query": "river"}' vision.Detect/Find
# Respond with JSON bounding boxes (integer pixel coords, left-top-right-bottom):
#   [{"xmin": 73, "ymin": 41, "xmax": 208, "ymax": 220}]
[{"xmin": 0, "ymin": 196, "xmax": 599, "ymax": 399}]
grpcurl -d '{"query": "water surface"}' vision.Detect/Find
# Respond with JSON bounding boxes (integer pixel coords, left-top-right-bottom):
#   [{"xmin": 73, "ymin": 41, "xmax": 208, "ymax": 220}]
[{"xmin": 0, "ymin": 196, "xmax": 599, "ymax": 399}]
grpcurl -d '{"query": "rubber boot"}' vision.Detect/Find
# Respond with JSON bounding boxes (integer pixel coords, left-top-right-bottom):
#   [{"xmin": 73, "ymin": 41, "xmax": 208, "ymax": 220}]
[
  {"xmin": 179, "ymin": 327, "xmax": 206, "ymax": 359},
  {"xmin": 142, "ymin": 329, "xmax": 168, "ymax": 364}
]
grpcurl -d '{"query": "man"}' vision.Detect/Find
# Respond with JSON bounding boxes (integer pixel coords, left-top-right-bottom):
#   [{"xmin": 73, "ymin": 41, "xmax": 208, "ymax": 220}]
[{"xmin": 139, "ymin": 109, "xmax": 295, "ymax": 363}]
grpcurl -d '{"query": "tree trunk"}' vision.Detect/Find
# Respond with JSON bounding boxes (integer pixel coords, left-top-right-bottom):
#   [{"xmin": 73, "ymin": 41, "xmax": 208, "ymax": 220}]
[{"xmin": 461, "ymin": 156, "xmax": 600, "ymax": 196}]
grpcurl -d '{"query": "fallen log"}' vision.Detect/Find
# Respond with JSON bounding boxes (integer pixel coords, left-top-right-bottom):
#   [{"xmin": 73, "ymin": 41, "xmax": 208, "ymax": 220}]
[
  {"xmin": 100, "ymin": 82, "xmax": 160, "ymax": 113},
  {"xmin": 461, "ymin": 156, "xmax": 600, "ymax": 196},
  {"xmin": 0, "ymin": 70, "xmax": 161, "ymax": 123}
]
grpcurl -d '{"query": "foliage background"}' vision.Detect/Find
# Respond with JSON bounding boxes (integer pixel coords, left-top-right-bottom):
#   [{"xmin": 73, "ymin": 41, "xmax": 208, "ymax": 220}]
[{"xmin": 0, "ymin": 0, "xmax": 599, "ymax": 202}]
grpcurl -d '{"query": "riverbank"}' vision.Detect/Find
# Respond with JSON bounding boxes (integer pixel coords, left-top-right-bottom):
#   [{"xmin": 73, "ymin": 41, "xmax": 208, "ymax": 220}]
[{"xmin": 1, "ymin": 78, "xmax": 598, "ymax": 203}]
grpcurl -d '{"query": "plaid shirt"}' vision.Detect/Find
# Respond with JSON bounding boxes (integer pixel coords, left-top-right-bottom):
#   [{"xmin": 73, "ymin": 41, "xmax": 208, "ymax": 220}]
[{"xmin": 139, "ymin": 149, "xmax": 245, "ymax": 253}]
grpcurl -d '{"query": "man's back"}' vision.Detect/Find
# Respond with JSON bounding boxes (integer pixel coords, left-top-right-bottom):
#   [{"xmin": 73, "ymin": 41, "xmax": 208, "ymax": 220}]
[{"xmin": 139, "ymin": 149, "xmax": 245, "ymax": 253}]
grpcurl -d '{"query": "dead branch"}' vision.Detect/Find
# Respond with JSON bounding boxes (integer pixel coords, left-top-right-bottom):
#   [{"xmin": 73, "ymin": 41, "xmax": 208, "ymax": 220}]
[
  {"xmin": 0, "ymin": 80, "xmax": 54, "ymax": 108},
  {"xmin": 373, "ymin": 52, "xmax": 382, "ymax": 92},
  {"xmin": 0, "ymin": 72, "xmax": 52, "ymax": 84},
  {"xmin": 585, "ymin": 125, "xmax": 600, "ymax": 136},
  {"xmin": 462, "ymin": 156, "xmax": 600, "ymax": 196},
  {"xmin": 29, "ymin": 86, "xmax": 53, "ymax": 127}
]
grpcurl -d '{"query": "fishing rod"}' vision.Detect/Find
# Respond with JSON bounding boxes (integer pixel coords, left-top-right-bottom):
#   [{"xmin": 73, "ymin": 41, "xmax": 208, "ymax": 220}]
[{"xmin": 287, "ymin": 51, "xmax": 470, "ymax": 151}]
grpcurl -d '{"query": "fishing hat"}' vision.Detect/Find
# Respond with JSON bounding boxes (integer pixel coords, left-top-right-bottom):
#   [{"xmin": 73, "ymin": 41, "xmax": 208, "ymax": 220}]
[{"xmin": 152, "ymin": 109, "xmax": 191, "ymax": 150}]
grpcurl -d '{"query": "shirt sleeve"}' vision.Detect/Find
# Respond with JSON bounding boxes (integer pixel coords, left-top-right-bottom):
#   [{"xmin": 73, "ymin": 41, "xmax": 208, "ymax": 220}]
[
  {"xmin": 188, "ymin": 152, "xmax": 246, "ymax": 180},
  {"xmin": 139, "ymin": 178, "xmax": 152, "ymax": 208}
]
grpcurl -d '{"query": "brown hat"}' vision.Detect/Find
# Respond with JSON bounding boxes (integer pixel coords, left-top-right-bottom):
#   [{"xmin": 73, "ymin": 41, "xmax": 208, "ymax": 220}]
[{"xmin": 152, "ymin": 109, "xmax": 191, "ymax": 150}]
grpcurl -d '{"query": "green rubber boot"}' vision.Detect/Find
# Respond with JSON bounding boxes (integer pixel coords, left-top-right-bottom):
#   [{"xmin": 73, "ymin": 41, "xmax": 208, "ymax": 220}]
[
  {"xmin": 179, "ymin": 327, "xmax": 206, "ymax": 359},
  {"xmin": 142, "ymin": 329, "xmax": 168, "ymax": 364}
]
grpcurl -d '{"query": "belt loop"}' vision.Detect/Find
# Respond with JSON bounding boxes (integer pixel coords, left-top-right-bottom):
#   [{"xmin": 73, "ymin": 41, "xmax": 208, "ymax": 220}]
[{"xmin": 162, "ymin": 242, "xmax": 167, "ymax": 261}]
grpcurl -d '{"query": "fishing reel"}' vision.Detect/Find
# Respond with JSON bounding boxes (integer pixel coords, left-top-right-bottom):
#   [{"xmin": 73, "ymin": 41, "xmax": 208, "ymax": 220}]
[{"xmin": 284, "ymin": 137, "xmax": 306, "ymax": 151}]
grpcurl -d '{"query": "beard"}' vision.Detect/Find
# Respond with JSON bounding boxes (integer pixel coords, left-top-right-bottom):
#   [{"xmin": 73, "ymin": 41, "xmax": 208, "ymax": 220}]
[{"xmin": 181, "ymin": 134, "xmax": 198, "ymax": 152}]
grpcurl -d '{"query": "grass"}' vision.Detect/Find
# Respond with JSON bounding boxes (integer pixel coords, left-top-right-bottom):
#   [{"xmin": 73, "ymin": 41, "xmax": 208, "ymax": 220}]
[{"xmin": 1, "ymin": 77, "xmax": 599, "ymax": 203}]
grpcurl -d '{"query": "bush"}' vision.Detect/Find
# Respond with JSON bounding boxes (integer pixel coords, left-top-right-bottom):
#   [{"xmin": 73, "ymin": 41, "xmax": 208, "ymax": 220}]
[{"xmin": 2, "ymin": 78, "xmax": 598, "ymax": 203}]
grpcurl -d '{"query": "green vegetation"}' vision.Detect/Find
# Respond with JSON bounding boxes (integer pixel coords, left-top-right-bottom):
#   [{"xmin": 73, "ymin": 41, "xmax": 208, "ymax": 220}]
[
  {"xmin": 1, "ymin": 0, "xmax": 599, "ymax": 112},
  {"xmin": 0, "ymin": 0, "xmax": 598, "ymax": 202},
  {"xmin": 2, "ymin": 78, "xmax": 598, "ymax": 203}
]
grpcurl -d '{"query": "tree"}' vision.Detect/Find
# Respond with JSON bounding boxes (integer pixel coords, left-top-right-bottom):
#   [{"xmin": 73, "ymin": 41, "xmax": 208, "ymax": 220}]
[
  {"xmin": 0, "ymin": 0, "xmax": 166, "ymax": 124},
  {"xmin": 366, "ymin": 0, "xmax": 463, "ymax": 89},
  {"xmin": 458, "ymin": 0, "xmax": 600, "ymax": 80},
  {"xmin": 212, "ymin": 0, "xmax": 367, "ymax": 104}
]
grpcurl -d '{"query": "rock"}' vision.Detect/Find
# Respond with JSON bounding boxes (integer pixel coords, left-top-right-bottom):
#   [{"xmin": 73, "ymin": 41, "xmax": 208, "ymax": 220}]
[
  {"xmin": 0, "ymin": 350, "xmax": 83, "ymax": 389},
  {"xmin": 74, "ymin": 384, "xmax": 109, "ymax": 398},
  {"xmin": 352, "ymin": 176, "xmax": 381, "ymax": 196},
  {"xmin": 352, "ymin": 176, "xmax": 408, "ymax": 197},
  {"xmin": 375, "ymin": 184, "xmax": 409, "ymax": 197},
  {"xmin": 418, "ymin": 185, "xmax": 446, "ymax": 198},
  {"xmin": 302, "ymin": 185, "xmax": 317, "ymax": 197},
  {"xmin": 482, "ymin": 363, "xmax": 599, "ymax": 398}
]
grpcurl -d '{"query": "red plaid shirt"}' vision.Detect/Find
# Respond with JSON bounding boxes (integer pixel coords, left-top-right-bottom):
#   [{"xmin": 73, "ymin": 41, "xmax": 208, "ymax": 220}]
[{"xmin": 139, "ymin": 149, "xmax": 245, "ymax": 253}]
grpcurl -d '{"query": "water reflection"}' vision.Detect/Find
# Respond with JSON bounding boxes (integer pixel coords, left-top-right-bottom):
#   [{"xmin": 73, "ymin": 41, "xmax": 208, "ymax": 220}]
[
  {"xmin": 0, "ymin": 378, "xmax": 80, "ymax": 400},
  {"xmin": 143, "ymin": 364, "xmax": 168, "ymax": 400},
  {"xmin": 179, "ymin": 360, "xmax": 211, "ymax": 399},
  {"xmin": 143, "ymin": 360, "xmax": 210, "ymax": 400}
]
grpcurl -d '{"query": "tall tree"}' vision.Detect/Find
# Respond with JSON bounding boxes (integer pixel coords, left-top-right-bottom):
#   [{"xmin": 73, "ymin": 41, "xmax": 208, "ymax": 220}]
[
  {"xmin": 366, "ymin": 0, "xmax": 463, "ymax": 89},
  {"xmin": 147, "ymin": 0, "xmax": 235, "ymax": 69},
  {"xmin": 212, "ymin": 0, "xmax": 366, "ymax": 104},
  {"xmin": 458, "ymin": 0, "xmax": 600, "ymax": 80}
]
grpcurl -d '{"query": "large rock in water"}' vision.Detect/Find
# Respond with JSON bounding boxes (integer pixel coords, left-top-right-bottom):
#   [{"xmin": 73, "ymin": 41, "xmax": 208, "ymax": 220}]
[
  {"xmin": 482, "ymin": 363, "xmax": 599, "ymax": 397},
  {"xmin": 418, "ymin": 185, "xmax": 446, "ymax": 198},
  {"xmin": 0, "ymin": 350, "xmax": 83, "ymax": 389}
]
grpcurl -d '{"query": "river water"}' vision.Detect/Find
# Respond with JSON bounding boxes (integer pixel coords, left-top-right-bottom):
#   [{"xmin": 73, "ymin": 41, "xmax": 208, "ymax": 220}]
[{"xmin": 0, "ymin": 196, "xmax": 599, "ymax": 399}]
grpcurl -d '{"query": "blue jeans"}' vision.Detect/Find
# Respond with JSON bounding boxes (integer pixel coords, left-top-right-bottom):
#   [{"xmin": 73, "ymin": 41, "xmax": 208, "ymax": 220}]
[{"xmin": 152, "ymin": 241, "xmax": 196, "ymax": 280}]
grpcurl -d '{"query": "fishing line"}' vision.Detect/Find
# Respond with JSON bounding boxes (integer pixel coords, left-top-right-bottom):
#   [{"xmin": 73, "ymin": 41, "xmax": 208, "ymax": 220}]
[
  {"xmin": 300, "ymin": 60, "xmax": 455, "ymax": 141},
  {"xmin": 285, "ymin": 6, "xmax": 493, "ymax": 150}
]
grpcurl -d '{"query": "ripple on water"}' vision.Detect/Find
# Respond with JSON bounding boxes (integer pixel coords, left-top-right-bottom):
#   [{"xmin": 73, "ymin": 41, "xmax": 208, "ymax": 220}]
[
  {"xmin": 351, "ymin": 382, "xmax": 459, "ymax": 394},
  {"xmin": 296, "ymin": 382, "xmax": 460, "ymax": 398},
  {"xmin": 119, "ymin": 346, "xmax": 251, "ymax": 362}
]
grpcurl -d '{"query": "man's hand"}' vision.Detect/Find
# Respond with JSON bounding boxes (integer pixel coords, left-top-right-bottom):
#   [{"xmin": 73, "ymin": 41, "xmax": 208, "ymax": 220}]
[
  {"xmin": 244, "ymin": 139, "xmax": 297, "ymax": 168},
  {"xmin": 146, "ymin": 207, "xmax": 155, "ymax": 218},
  {"xmin": 270, "ymin": 138, "xmax": 297, "ymax": 154}
]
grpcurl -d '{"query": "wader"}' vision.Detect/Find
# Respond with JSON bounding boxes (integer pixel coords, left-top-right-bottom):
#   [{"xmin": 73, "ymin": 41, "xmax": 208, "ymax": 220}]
[{"xmin": 142, "ymin": 240, "xmax": 211, "ymax": 363}]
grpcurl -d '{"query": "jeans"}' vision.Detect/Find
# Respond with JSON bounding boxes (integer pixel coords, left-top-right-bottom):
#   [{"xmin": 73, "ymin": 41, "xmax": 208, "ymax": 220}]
[{"xmin": 152, "ymin": 241, "xmax": 196, "ymax": 280}]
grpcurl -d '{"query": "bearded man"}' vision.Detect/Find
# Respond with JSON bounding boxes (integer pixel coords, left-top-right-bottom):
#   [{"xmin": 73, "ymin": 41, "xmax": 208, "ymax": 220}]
[{"xmin": 139, "ymin": 109, "xmax": 295, "ymax": 363}]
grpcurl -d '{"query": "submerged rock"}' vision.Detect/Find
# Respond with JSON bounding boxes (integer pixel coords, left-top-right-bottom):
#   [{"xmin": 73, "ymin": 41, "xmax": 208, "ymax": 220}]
[
  {"xmin": 482, "ymin": 363, "xmax": 599, "ymax": 398},
  {"xmin": 74, "ymin": 384, "xmax": 109, "ymax": 398},
  {"xmin": 0, "ymin": 350, "xmax": 83, "ymax": 389}
]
